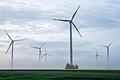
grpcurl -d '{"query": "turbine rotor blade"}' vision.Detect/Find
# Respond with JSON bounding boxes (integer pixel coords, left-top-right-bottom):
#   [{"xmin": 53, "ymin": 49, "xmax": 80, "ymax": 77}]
[
  {"xmin": 98, "ymin": 55, "xmax": 101, "ymax": 57},
  {"xmin": 71, "ymin": 5, "xmax": 80, "ymax": 20},
  {"xmin": 40, "ymin": 42, "xmax": 46, "ymax": 48},
  {"xmin": 108, "ymin": 43, "xmax": 112, "ymax": 47},
  {"xmin": 42, "ymin": 54, "xmax": 47, "ymax": 58},
  {"xmin": 31, "ymin": 46, "xmax": 39, "ymax": 49},
  {"xmin": 42, "ymin": 54, "xmax": 45, "ymax": 57},
  {"xmin": 42, "ymin": 54, "xmax": 45, "ymax": 58},
  {"xmin": 53, "ymin": 19, "xmax": 69, "ymax": 22},
  {"xmin": 5, "ymin": 30, "xmax": 12, "ymax": 40},
  {"xmin": 72, "ymin": 22, "xmax": 82, "ymax": 37},
  {"xmin": 5, "ymin": 42, "xmax": 12, "ymax": 54},
  {"xmin": 14, "ymin": 38, "xmax": 27, "ymax": 42},
  {"xmin": 100, "ymin": 45, "xmax": 107, "ymax": 47},
  {"xmin": 96, "ymin": 53, "xmax": 100, "ymax": 57}
]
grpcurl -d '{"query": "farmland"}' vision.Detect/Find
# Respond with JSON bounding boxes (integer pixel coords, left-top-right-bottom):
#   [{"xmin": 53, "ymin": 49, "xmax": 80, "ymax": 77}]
[{"xmin": 0, "ymin": 69, "xmax": 120, "ymax": 80}]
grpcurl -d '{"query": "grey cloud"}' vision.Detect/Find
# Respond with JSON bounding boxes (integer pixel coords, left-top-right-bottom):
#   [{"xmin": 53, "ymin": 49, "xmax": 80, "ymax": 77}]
[{"xmin": 0, "ymin": 0, "xmax": 120, "ymax": 68}]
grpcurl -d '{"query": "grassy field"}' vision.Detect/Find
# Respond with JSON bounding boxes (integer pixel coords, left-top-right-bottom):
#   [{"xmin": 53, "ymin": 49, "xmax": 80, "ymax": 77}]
[{"xmin": 0, "ymin": 69, "xmax": 120, "ymax": 80}]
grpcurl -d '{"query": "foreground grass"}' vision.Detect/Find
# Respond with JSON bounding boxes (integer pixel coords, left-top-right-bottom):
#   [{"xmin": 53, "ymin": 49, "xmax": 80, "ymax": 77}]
[{"xmin": 0, "ymin": 69, "xmax": 120, "ymax": 80}]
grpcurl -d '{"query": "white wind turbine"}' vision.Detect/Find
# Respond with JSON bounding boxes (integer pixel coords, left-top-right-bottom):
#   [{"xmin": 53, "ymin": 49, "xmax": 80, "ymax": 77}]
[
  {"xmin": 53, "ymin": 5, "xmax": 82, "ymax": 65},
  {"xmin": 5, "ymin": 31, "xmax": 26, "ymax": 68},
  {"xmin": 42, "ymin": 48, "xmax": 48, "ymax": 60},
  {"xmin": 31, "ymin": 42, "xmax": 46, "ymax": 62},
  {"xmin": 95, "ymin": 49, "xmax": 100, "ymax": 64},
  {"xmin": 101, "ymin": 43, "xmax": 112, "ymax": 66}
]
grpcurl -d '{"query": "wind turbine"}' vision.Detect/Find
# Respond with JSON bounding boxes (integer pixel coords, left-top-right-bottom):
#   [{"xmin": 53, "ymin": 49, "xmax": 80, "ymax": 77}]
[
  {"xmin": 95, "ymin": 49, "xmax": 100, "ymax": 64},
  {"xmin": 31, "ymin": 42, "xmax": 46, "ymax": 62},
  {"xmin": 42, "ymin": 48, "xmax": 48, "ymax": 60},
  {"xmin": 53, "ymin": 5, "xmax": 82, "ymax": 65},
  {"xmin": 5, "ymin": 31, "xmax": 26, "ymax": 68},
  {"xmin": 101, "ymin": 43, "xmax": 112, "ymax": 66}
]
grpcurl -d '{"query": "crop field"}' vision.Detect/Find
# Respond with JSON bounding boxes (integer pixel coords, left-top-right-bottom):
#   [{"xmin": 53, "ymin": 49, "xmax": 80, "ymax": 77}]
[{"xmin": 0, "ymin": 69, "xmax": 120, "ymax": 80}]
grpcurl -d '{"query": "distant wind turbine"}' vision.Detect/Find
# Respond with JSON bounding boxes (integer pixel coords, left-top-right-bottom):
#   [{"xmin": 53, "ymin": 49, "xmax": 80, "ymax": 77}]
[
  {"xmin": 53, "ymin": 5, "xmax": 82, "ymax": 65},
  {"xmin": 31, "ymin": 42, "xmax": 46, "ymax": 62},
  {"xmin": 5, "ymin": 31, "xmax": 26, "ymax": 68},
  {"xmin": 95, "ymin": 49, "xmax": 100, "ymax": 64},
  {"xmin": 42, "ymin": 48, "xmax": 48, "ymax": 60},
  {"xmin": 101, "ymin": 43, "xmax": 112, "ymax": 66}
]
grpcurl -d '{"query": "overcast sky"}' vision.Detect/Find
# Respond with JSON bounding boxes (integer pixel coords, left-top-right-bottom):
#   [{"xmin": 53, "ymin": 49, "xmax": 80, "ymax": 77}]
[{"xmin": 0, "ymin": 0, "xmax": 120, "ymax": 69}]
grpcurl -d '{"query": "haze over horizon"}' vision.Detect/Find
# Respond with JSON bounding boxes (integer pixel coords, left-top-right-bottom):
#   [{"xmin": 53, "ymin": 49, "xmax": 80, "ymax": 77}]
[{"xmin": 0, "ymin": 0, "xmax": 120, "ymax": 69}]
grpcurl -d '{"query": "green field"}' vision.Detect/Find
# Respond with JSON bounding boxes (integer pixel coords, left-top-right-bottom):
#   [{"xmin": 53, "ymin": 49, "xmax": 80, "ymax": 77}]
[{"xmin": 0, "ymin": 69, "xmax": 120, "ymax": 80}]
